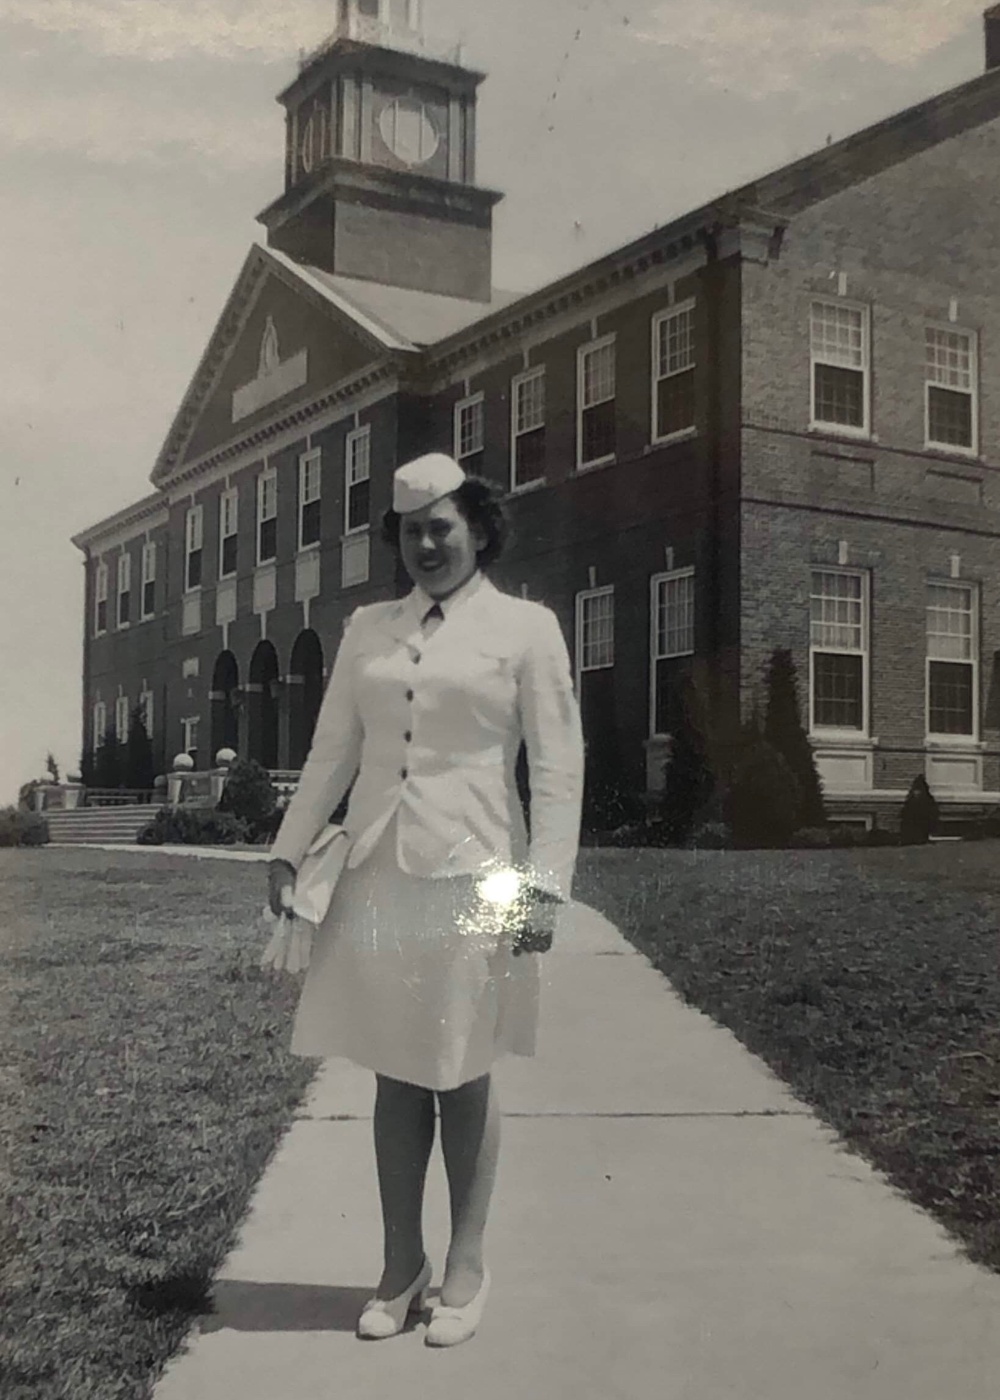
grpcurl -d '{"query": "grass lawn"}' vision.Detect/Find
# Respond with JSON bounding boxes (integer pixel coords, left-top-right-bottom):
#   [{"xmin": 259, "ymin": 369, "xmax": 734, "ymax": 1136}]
[
  {"xmin": 0, "ymin": 848, "xmax": 316, "ymax": 1400},
  {"xmin": 574, "ymin": 838, "xmax": 1000, "ymax": 1273}
]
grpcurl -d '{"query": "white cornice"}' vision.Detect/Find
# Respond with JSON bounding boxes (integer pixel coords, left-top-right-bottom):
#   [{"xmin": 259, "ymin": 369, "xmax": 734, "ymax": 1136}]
[{"xmin": 72, "ymin": 501, "xmax": 169, "ymax": 556}]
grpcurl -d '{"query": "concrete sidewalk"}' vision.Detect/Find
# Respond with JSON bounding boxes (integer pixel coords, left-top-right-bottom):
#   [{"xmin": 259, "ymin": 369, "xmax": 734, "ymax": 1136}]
[{"xmin": 153, "ymin": 903, "xmax": 1000, "ymax": 1400}]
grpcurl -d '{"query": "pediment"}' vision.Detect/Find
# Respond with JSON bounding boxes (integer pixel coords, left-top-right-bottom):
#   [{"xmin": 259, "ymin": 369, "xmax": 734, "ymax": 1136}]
[{"xmin": 152, "ymin": 246, "xmax": 400, "ymax": 484}]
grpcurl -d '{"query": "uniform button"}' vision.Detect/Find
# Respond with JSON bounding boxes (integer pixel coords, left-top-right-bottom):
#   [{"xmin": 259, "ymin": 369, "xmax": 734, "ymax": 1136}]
[
  {"xmin": 400, "ymin": 767, "xmax": 408, "ymax": 780},
  {"xmin": 404, "ymin": 731, "xmax": 412, "ymax": 743},
  {"xmin": 413, "ymin": 652, "xmax": 422, "ymax": 664},
  {"xmin": 406, "ymin": 689, "xmax": 414, "ymax": 702}
]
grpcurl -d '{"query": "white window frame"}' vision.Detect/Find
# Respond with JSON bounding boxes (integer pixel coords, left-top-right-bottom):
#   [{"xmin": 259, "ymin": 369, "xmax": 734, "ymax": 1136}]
[
  {"xmin": 577, "ymin": 334, "xmax": 617, "ymax": 470},
  {"xmin": 116, "ymin": 552, "xmax": 131, "ymax": 630},
  {"xmin": 139, "ymin": 688, "xmax": 154, "ymax": 738},
  {"xmin": 926, "ymin": 580, "xmax": 979, "ymax": 742},
  {"xmin": 298, "ymin": 448, "xmax": 322, "ymax": 552},
  {"xmin": 185, "ymin": 504, "xmax": 204, "ymax": 592},
  {"xmin": 344, "ymin": 426, "xmax": 371, "ymax": 537},
  {"xmin": 651, "ymin": 302, "xmax": 696, "ymax": 444},
  {"xmin": 94, "ymin": 561, "xmax": 109, "ymax": 637},
  {"xmin": 510, "ymin": 367, "xmax": 546, "ymax": 491},
  {"xmin": 649, "ymin": 568, "xmax": 696, "ymax": 738},
  {"xmin": 808, "ymin": 568, "xmax": 870, "ymax": 739},
  {"xmin": 115, "ymin": 695, "xmax": 130, "ymax": 745},
  {"xmin": 454, "ymin": 392, "xmax": 485, "ymax": 467},
  {"xmin": 140, "ymin": 542, "xmax": 156, "ymax": 620},
  {"xmin": 92, "ymin": 700, "xmax": 107, "ymax": 750},
  {"xmin": 575, "ymin": 586, "xmax": 615, "ymax": 688},
  {"xmin": 925, "ymin": 324, "xmax": 978, "ymax": 457},
  {"xmin": 256, "ymin": 468, "xmax": 278, "ymax": 566},
  {"xmin": 218, "ymin": 488, "xmax": 239, "ymax": 580},
  {"xmin": 181, "ymin": 716, "xmax": 200, "ymax": 760},
  {"xmin": 809, "ymin": 299, "xmax": 871, "ymax": 439}
]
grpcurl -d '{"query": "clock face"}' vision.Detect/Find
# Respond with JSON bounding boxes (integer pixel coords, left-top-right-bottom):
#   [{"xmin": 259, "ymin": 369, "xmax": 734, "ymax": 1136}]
[{"xmin": 378, "ymin": 97, "xmax": 440, "ymax": 168}]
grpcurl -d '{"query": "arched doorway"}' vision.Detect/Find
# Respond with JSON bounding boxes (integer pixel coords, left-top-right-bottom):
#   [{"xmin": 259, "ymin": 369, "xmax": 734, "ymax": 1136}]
[
  {"xmin": 210, "ymin": 651, "xmax": 240, "ymax": 762},
  {"xmin": 288, "ymin": 630, "xmax": 325, "ymax": 770},
  {"xmin": 248, "ymin": 641, "xmax": 280, "ymax": 771}
]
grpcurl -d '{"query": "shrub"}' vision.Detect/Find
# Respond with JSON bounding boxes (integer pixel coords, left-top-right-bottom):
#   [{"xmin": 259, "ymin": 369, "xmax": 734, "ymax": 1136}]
[
  {"xmin": 137, "ymin": 807, "xmax": 248, "ymax": 847},
  {"xmin": 94, "ymin": 725, "xmax": 124, "ymax": 790},
  {"xmin": 0, "ymin": 807, "xmax": 50, "ymax": 847},
  {"xmin": 217, "ymin": 758, "xmax": 278, "ymax": 829},
  {"xmin": 763, "ymin": 649, "xmax": 826, "ymax": 829},
  {"xmin": 124, "ymin": 707, "xmax": 156, "ymax": 791},
  {"xmin": 725, "ymin": 737, "xmax": 801, "ymax": 848},
  {"xmin": 900, "ymin": 774, "xmax": 939, "ymax": 845},
  {"xmin": 658, "ymin": 676, "xmax": 716, "ymax": 845}
]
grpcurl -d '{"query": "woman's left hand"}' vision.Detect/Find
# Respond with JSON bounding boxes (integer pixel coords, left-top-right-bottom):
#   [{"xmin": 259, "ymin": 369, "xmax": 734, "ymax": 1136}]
[{"xmin": 512, "ymin": 899, "xmax": 559, "ymax": 956}]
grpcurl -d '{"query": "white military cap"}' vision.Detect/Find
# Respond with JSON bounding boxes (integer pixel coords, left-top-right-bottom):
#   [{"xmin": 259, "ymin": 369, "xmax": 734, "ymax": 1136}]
[{"xmin": 393, "ymin": 452, "xmax": 466, "ymax": 514}]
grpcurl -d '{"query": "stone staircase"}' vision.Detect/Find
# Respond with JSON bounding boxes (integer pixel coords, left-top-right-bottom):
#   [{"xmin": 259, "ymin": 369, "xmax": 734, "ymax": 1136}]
[{"xmin": 46, "ymin": 805, "xmax": 156, "ymax": 846}]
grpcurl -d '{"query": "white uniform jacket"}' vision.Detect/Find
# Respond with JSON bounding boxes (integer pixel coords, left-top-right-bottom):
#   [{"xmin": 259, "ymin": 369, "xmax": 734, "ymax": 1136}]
[{"xmin": 270, "ymin": 571, "xmax": 585, "ymax": 903}]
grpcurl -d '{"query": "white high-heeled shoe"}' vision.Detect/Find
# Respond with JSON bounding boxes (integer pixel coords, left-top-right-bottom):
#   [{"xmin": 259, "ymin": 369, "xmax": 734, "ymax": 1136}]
[
  {"xmin": 425, "ymin": 1267, "xmax": 491, "ymax": 1348},
  {"xmin": 356, "ymin": 1258, "xmax": 432, "ymax": 1340}
]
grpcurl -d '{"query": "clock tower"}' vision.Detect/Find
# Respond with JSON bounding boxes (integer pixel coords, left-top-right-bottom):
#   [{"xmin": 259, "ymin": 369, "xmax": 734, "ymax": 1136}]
[{"xmin": 258, "ymin": 0, "xmax": 503, "ymax": 302}]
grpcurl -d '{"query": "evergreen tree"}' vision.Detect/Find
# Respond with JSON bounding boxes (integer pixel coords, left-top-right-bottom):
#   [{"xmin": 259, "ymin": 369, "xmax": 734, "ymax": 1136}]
[
  {"xmin": 659, "ymin": 675, "xmax": 715, "ymax": 844},
  {"xmin": 124, "ymin": 706, "xmax": 156, "ymax": 791},
  {"xmin": 763, "ymin": 648, "xmax": 826, "ymax": 828},
  {"xmin": 45, "ymin": 752, "xmax": 61, "ymax": 784},
  {"xmin": 79, "ymin": 746, "xmax": 97, "ymax": 789},
  {"xmin": 93, "ymin": 725, "xmax": 123, "ymax": 790}
]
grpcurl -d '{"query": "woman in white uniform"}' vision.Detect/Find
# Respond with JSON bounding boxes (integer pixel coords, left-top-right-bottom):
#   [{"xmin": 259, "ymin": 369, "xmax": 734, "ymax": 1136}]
[{"xmin": 267, "ymin": 452, "xmax": 584, "ymax": 1347}]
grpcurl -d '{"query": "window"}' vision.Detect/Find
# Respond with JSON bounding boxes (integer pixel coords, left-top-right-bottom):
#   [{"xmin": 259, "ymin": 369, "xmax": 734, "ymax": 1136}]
[
  {"xmin": 219, "ymin": 489, "xmax": 238, "ymax": 579},
  {"xmin": 810, "ymin": 301, "xmax": 870, "ymax": 434},
  {"xmin": 140, "ymin": 689, "xmax": 154, "ymax": 738},
  {"xmin": 810, "ymin": 570, "xmax": 869, "ymax": 732},
  {"xmin": 654, "ymin": 570, "xmax": 695, "ymax": 660},
  {"xmin": 927, "ymin": 582, "xmax": 978, "ymax": 737},
  {"xmin": 576, "ymin": 588, "xmax": 615, "ymax": 674},
  {"xmin": 257, "ymin": 469, "xmax": 277, "ymax": 564},
  {"xmin": 578, "ymin": 336, "xmax": 616, "ymax": 468},
  {"xmin": 116, "ymin": 553, "xmax": 131, "ymax": 628},
  {"xmin": 298, "ymin": 449, "xmax": 322, "ymax": 550},
  {"xmin": 141, "ymin": 542, "xmax": 156, "ymax": 619},
  {"xmin": 345, "ymin": 427, "xmax": 371, "ymax": 535},
  {"xmin": 115, "ymin": 695, "xmax": 130, "ymax": 745},
  {"xmin": 926, "ymin": 326, "xmax": 977, "ymax": 453},
  {"xmin": 181, "ymin": 716, "xmax": 200, "ymax": 763},
  {"xmin": 94, "ymin": 561, "xmax": 109, "ymax": 637},
  {"xmin": 511, "ymin": 368, "xmax": 546, "ymax": 489},
  {"xmin": 454, "ymin": 393, "xmax": 484, "ymax": 474},
  {"xmin": 93, "ymin": 700, "xmax": 107, "ymax": 749},
  {"xmin": 185, "ymin": 505, "xmax": 204, "ymax": 590},
  {"xmin": 652, "ymin": 303, "xmax": 696, "ymax": 441}
]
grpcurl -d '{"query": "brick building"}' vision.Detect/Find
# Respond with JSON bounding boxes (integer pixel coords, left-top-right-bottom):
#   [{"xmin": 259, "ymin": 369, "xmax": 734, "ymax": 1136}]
[{"xmin": 73, "ymin": 3, "xmax": 1000, "ymax": 827}]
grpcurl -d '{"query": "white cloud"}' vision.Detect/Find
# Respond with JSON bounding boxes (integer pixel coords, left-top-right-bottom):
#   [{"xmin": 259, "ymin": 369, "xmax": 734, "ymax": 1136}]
[
  {"xmin": 0, "ymin": 0, "xmax": 335, "ymax": 62},
  {"xmin": 635, "ymin": 0, "xmax": 980, "ymax": 94}
]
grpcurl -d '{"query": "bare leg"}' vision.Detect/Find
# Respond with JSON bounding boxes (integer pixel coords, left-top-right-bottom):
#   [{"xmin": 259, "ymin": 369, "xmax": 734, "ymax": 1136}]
[
  {"xmin": 372, "ymin": 1073, "xmax": 436, "ymax": 1298},
  {"xmin": 437, "ymin": 1072, "xmax": 500, "ymax": 1307}
]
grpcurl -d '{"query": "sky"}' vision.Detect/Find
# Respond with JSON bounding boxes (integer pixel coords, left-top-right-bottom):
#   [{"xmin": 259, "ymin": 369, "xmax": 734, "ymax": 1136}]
[{"xmin": 0, "ymin": 0, "xmax": 992, "ymax": 804}]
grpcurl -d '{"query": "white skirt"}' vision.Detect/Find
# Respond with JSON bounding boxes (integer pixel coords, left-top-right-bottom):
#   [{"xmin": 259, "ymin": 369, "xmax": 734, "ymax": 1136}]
[{"xmin": 289, "ymin": 812, "xmax": 540, "ymax": 1090}]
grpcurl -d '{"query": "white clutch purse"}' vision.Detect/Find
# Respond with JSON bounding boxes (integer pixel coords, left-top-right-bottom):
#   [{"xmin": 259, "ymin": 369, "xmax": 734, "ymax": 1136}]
[{"xmin": 260, "ymin": 824, "xmax": 352, "ymax": 973}]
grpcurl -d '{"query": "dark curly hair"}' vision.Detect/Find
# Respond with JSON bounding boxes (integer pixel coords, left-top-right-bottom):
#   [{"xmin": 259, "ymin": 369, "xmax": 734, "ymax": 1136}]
[{"xmin": 380, "ymin": 474, "xmax": 511, "ymax": 569}]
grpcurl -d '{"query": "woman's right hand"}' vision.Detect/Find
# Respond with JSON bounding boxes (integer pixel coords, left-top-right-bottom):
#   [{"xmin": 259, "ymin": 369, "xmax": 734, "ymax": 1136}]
[{"xmin": 268, "ymin": 859, "xmax": 296, "ymax": 918}]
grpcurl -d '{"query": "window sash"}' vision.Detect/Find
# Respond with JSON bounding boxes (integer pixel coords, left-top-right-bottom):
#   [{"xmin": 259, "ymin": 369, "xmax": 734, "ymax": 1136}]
[
  {"xmin": 299, "ymin": 451, "xmax": 322, "ymax": 549},
  {"xmin": 577, "ymin": 589, "xmax": 615, "ymax": 672},
  {"xmin": 141, "ymin": 542, "xmax": 156, "ymax": 585},
  {"xmin": 926, "ymin": 327, "xmax": 973, "ymax": 392},
  {"xmin": 927, "ymin": 583, "xmax": 975, "ymax": 663},
  {"xmin": 93, "ymin": 702, "xmax": 106, "ymax": 748},
  {"xmin": 581, "ymin": 340, "xmax": 615, "ymax": 409},
  {"xmin": 117, "ymin": 554, "xmax": 131, "ymax": 627},
  {"xmin": 115, "ymin": 696, "xmax": 130, "ymax": 744},
  {"xmin": 810, "ymin": 301, "xmax": 866, "ymax": 370},
  {"xmin": 455, "ymin": 395, "xmax": 485, "ymax": 461},
  {"xmin": 140, "ymin": 690, "xmax": 154, "ymax": 738},
  {"xmin": 655, "ymin": 304, "xmax": 695, "ymax": 380},
  {"xmin": 94, "ymin": 563, "xmax": 108, "ymax": 634},
  {"xmin": 185, "ymin": 506, "xmax": 203, "ymax": 553},
  {"xmin": 513, "ymin": 370, "xmax": 545, "ymax": 436},
  {"xmin": 219, "ymin": 490, "xmax": 238, "ymax": 578},
  {"xmin": 654, "ymin": 571, "xmax": 695, "ymax": 659},
  {"xmin": 810, "ymin": 569, "xmax": 868, "ymax": 733},
  {"xmin": 810, "ymin": 570, "xmax": 865, "ymax": 652},
  {"xmin": 345, "ymin": 429, "xmax": 371, "ymax": 534}
]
